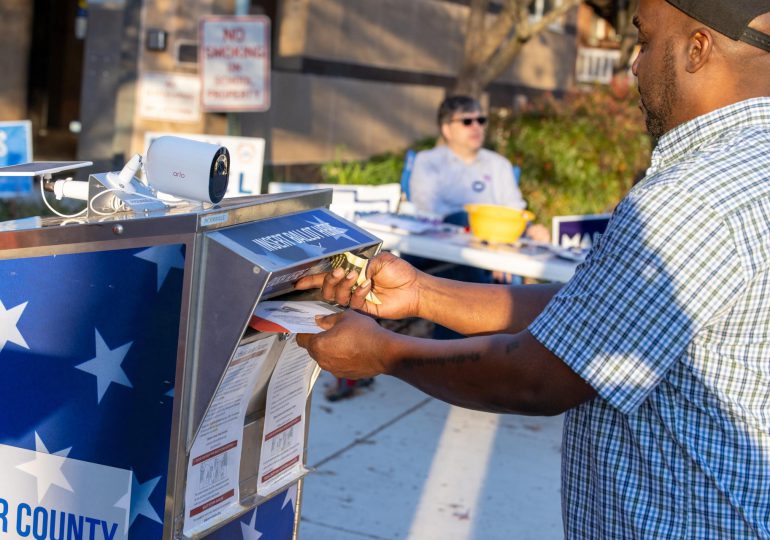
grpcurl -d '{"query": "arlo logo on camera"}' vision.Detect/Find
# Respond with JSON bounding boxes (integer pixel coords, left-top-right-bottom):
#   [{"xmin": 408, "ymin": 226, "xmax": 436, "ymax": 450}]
[{"xmin": 145, "ymin": 136, "xmax": 230, "ymax": 203}]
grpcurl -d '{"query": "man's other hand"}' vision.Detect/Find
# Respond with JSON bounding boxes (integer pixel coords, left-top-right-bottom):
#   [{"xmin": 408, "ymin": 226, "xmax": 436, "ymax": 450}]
[{"xmin": 297, "ymin": 311, "xmax": 394, "ymax": 379}]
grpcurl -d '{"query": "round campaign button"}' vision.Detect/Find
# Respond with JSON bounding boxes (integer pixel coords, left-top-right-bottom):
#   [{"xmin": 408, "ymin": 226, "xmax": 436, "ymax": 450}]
[{"xmin": 472, "ymin": 180, "xmax": 486, "ymax": 193}]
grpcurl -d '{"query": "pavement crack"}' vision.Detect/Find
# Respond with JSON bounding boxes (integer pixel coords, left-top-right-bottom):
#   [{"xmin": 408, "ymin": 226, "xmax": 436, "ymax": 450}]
[
  {"xmin": 300, "ymin": 516, "xmax": 393, "ymax": 539},
  {"xmin": 311, "ymin": 397, "xmax": 432, "ymax": 469}
]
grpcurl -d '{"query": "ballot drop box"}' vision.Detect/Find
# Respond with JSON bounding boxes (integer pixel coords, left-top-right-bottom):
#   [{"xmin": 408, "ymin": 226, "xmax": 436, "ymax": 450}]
[{"xmin": 0, "ymin": 189, "xmax": 381, "ymax": 539}]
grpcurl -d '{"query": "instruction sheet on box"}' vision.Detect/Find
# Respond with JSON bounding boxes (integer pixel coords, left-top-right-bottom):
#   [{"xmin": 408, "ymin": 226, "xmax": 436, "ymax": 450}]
[
  {"xmin": 183, "ymin": 335, "xmax": 278, "ymax": 537},
  {"xmin": 251, "ymin": 300, "xmax": 341, "ymax": 334},
  {"xmin": 257, "ymin": 335, "xmax": 320, "ymax": 497}
]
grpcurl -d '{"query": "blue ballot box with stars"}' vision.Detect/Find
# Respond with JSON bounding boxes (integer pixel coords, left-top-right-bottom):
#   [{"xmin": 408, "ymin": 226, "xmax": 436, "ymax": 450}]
[
  {"xmin": 0, "ymin": 188, "xmax": 383, "ymax": 539},
  {"xmin": 0, "ymin": 244, "xmax": 297, "ymax": 539}
]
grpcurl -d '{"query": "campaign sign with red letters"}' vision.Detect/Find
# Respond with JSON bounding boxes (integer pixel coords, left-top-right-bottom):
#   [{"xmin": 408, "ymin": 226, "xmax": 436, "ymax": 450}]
[{"xmin": 200, "ymin": 16, "xmax": 271, "ymax": 112}]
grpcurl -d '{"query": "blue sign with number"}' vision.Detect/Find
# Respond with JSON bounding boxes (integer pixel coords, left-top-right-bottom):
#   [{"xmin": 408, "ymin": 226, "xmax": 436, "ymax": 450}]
[{"xmin": 0, "ymin": 121, "xmax": 33, "ymax": 197}]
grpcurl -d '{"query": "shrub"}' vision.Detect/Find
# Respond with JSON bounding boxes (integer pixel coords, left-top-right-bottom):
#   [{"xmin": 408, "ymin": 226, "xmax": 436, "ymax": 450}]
[
  {"xmin": 320, "ymin": 138, "xmax": 435, "ymax": 186},
  {"xmin": 488, "ymin": 83, "xmax": 652, "ymax": 225},
  {"xmin": 315, "ymin": 86, "xmax": 650, "ymax": 226},
  {"xmin": 321, "ymin": 152, "xmax": 404, "ymax": 186}
]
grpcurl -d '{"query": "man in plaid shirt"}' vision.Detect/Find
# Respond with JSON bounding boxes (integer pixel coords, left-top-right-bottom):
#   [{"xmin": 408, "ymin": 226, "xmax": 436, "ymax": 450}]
[{"xmin": 297, "ymin": 0, "xmax": 770, "ymax": 536}]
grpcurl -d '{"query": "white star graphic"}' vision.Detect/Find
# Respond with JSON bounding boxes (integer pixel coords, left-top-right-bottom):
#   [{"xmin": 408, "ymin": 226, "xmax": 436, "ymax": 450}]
[
  {"xmin": 114, "ymin": 472, "xmax": 133, "ymax": 537},
  {"xmin": 247, "ymin": 245, "xmax": 295, "ymax": 269},
  {"xmin": 120, "ymin": 472, "xmax": 162, "ymax": 527},
  {"xmin": 282, "ymin": 484, "xmax": 298, "ymax": 511},
  {"xmin": 134, "ymin": 246, "xmax": 185, "ymax": 291},
  {"xmin": 240, "ymin": 508, "xmax": 262, "ymax": 540},
  {"xmin": 306, "ymin": 216, "xmax": 356, "ymax": 243},
  {"xmin": 0, "ymin": 299, "xmax": 29, "ymax": 353},
  {"xmin": 75, "ymin": 329, "xmax": 133, "ymax": 403},
  {"xmin": 16, "ymin": 432, "xmax": 73, "ymax": 502}
]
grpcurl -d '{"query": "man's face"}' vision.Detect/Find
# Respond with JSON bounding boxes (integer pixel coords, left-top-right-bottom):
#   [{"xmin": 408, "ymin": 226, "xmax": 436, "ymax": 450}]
[
  {"xmin": 441, "ymin": 110, "xmax": 486, "ymax": 155},
  {"xmin": 632, "ymin": 0, "xmax": 681, "ymax": 139}
]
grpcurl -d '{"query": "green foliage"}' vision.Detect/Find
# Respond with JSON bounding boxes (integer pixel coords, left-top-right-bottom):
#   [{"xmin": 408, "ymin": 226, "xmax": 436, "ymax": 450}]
[
  {"xmin": 321, "ymin": 152, "xmax": 403, "ymax": 186},
  {"xmin": 488, "ymin": 84, "xmax": 652, "ymax": 224},
  {"xmin": 315, "ymin": 86, "xmax": 650, "ymax": 226},
  {"xmin": 320, "ymin": 137, "xmax": 436, "ymax": 186}
]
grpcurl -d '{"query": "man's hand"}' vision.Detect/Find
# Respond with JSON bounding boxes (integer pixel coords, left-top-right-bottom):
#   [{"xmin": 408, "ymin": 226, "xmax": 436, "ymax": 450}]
[
  {"xmin": 295, "ymin": 252, "xmax": 422, "ymax": 320},
  {"xmin": 296, "ymin": 311, "xmax": 395, "ymax": 379}
]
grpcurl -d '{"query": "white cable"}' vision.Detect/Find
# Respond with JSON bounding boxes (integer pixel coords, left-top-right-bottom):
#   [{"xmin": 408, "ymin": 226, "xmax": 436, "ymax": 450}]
[
  {"xmin": 88, "ymin": 186, "xmax": 169, "ymax": 216},
  {"xmin": 40, "ymin": 178, "xmax": 88, "ymax": 218},
  {"xmin": 39, "ymin": 152, "xmax": 171, "ymax": 218},
  {"xmin": 88, "ymin": 187, "xmax": 128, "ymax": 216},
  {"xmin": 60, "ymin": 218, "xmax": 87, "ymax": 226}
]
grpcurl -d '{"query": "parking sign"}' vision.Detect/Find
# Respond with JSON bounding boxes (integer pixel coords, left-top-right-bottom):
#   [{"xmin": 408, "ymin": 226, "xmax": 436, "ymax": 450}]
[{"xmin": 0, "ymin": 121, "xmax": 33, "ymax": 198}]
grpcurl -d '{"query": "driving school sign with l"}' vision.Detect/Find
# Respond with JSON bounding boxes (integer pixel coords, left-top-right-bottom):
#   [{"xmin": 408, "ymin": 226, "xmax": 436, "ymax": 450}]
[{"xmin": 200, "ymin": 16, "xmax": 270, "ymax": 112}]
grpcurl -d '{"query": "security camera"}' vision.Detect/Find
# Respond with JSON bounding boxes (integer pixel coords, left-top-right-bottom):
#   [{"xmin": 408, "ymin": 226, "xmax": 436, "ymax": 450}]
[{"xmin": 145, "ymin": 136, "xmax": 230, "ymax": 204}]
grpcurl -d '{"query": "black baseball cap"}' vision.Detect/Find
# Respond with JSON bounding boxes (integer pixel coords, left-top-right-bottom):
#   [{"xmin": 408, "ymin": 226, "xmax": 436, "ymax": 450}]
[{"xmin": 665, "ymin": 0, "xmax": 770, "ymax": 52}]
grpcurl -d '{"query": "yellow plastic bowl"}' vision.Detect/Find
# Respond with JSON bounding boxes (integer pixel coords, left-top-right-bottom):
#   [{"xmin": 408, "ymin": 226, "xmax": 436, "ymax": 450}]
[{"xmin": 464, "ymin": 204, "xmax": 535, "ymax": 244}]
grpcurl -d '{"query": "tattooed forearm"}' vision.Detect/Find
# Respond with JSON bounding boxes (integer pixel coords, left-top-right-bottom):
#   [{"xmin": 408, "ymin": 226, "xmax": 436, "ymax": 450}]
[
  {"xmin": 402, "ymin": 352, "xmax": 482, "ymax": 370},
  {"xmin": 505, "ymin": 339, "xmax": 520, "ymax": 355}
]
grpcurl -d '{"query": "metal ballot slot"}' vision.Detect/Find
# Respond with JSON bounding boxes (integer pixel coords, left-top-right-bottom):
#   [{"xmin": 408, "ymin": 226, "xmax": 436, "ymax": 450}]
[{"xmin": 0, "ymin": 188, "xmax": 381, "ymax": 540}]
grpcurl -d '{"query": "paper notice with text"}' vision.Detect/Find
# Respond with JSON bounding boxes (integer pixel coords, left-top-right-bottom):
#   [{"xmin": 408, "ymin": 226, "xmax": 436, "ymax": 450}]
[
  {"xmin": 183, "ymin": 335, "xmax": 278, "ymax": 537},
  {"xmin": 257, "ymin": 335, "xmax": 320, "ymax": 497},
  {"xmin": 251, "ymin": 300, "xmax": 341, "ymax": 334}
]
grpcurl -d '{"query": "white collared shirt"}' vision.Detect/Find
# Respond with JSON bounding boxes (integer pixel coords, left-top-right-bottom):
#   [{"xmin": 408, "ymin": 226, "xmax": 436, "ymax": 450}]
[{"xmin": 409, "ymin": 145, "xmax": 526, "ymax": 217}]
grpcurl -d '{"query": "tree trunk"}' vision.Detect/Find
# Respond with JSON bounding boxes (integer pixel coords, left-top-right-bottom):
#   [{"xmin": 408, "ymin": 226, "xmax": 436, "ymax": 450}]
[
  {"xmin": 613, "ymin": 0, "xmax": 640, "ymax": 74},
  {"xmin": 452, "ymin": 0, "xmax": 583, "ymax": 98},
  {"xmin": 452, "ymin": 70, "xmax": 485, "ymax": 97},
  {"xmin": 453, "ymin": 0, "xmax": 491, "ymax": 97}
]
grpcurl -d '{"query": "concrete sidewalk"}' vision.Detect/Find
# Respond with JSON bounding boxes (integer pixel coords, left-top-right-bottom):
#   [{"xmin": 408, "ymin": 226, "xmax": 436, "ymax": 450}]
[{"xmin": 300, "ymin": 371, "xmax": 564, "ymax": 540}]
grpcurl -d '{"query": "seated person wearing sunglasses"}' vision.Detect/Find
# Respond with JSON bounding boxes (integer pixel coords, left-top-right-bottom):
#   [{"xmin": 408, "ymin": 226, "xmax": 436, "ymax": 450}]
[
  {"xmin": 408, "ymin": 96, "xmax": 544, "ymax": 339},
  {"xmin": 410, "ymin": 95, "xmax": 526, "ymax": 222}
]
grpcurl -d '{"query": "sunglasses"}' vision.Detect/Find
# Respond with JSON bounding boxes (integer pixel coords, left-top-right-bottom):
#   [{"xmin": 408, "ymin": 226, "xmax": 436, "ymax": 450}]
[{"xmin": 451, "ymin": 116, "xmax": 487, "ymax": 126}]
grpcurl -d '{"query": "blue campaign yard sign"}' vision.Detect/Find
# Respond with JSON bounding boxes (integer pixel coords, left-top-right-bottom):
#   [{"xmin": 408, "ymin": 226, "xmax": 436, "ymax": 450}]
[
  {"xmin": 0, "ymin": 121, "xmax": 33, "ymax": 198},
  {"xmin": 552, "ymin": 213, "xmax": 611, "ymax": 250}
]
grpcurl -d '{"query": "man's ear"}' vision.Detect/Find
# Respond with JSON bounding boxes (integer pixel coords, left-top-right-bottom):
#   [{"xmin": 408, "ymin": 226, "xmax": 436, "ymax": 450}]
[
  {"xmin": 686, "ymin": 28, "xmax": 714, "ymax": 73},
  {"xmin": 440, "ymin": 122, "xmax": 451, "ymax": 141}
]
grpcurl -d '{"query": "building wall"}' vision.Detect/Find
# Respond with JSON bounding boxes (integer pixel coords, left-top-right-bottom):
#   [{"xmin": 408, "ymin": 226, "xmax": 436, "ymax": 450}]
[
  {"xmin": 301, "ymin": 0, "xmax": 465, "ymax": 76},
  {"xmin": 125, "ymin": 0, "xmax": 218, "ymax": 162},
  {"xmin": 0, "ymin": 0, "xmax": 33, "ymax": 120},
  {"xmin": 287, "ymin": 0, "xmax": 576, "ymax": 91},
  {"xmin": 1, "ymin": 0, "xmax": 580, "ymax": 171},
  {"xmin": 249, "ymin": 0, "xmax": 578, "ymax": 167},
  {"xmin": 90, "ymin": 0, "xmax": 579, "ymax": 173},
  {"xmin": 265, "ymin": 72, "xmax": 442, "ymax": 164}
]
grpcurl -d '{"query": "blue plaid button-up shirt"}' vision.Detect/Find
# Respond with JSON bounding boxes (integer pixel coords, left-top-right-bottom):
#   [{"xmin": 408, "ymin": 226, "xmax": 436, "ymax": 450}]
[{"xmin": 530, "ymin": 98, "xmax": 770, "ymax": 539}]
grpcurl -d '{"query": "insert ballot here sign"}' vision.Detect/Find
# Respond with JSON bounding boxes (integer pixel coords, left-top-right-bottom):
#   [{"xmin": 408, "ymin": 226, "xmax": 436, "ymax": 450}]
[{"xmin": 200, "ymin": 16, "xmax": 271, "ymax": 112}]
